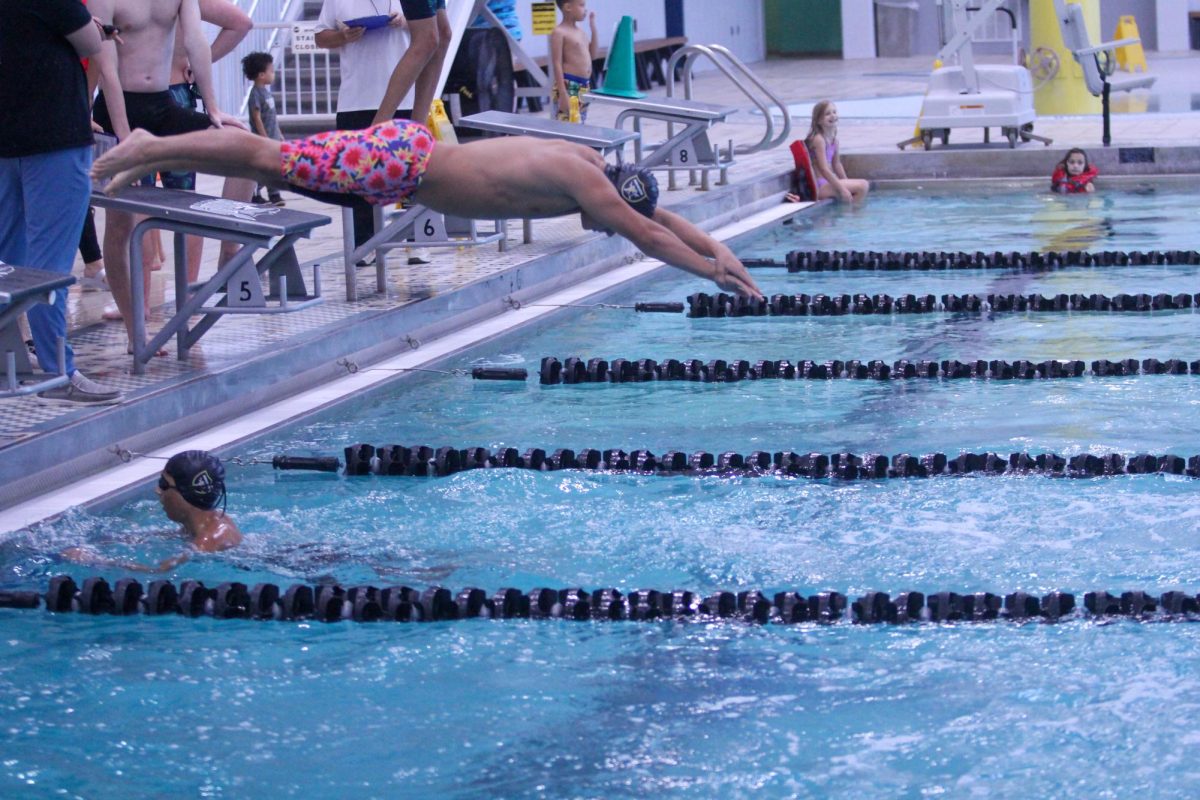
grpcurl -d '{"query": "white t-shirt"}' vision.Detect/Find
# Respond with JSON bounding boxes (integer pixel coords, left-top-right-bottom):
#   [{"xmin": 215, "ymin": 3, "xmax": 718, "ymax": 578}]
[{"xmin": 315, "ymin": 0, "xmax": 414, "ymax": 114}]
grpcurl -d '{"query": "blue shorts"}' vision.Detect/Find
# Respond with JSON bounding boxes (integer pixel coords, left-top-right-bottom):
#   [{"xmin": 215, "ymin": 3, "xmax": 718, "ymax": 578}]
[{"xmin": 399, "ymin": 0, "xmax": 444, "ymax": 20}]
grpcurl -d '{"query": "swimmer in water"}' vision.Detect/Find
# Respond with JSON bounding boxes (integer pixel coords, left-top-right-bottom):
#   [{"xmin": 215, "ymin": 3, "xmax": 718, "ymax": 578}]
[{"xmin": 63, "ymin": 450, "xmax": 242, "ymax": 572}]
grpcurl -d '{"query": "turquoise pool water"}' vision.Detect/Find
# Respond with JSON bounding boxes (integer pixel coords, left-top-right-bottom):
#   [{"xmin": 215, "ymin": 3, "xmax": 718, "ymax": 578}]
[{"xmin": 4, "ymin": 185, "xmax": 1200, "ymax": 797}]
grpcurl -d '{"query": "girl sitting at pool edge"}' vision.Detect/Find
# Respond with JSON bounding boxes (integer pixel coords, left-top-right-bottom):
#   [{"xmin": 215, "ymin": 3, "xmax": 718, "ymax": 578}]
[
  {"xmin": 801, "ymin": 100, "xmax": 868, "ymax": 204},
  {"xmin": 1051, "ymin": 148, "xmax": 1098, "ymax": 194}
]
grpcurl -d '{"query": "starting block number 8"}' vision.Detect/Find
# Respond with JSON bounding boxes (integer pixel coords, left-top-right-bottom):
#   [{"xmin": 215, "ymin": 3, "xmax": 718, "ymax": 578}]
[{"xmin": 669, "ymin": 143, "xmax": 691, "ymax": 166}]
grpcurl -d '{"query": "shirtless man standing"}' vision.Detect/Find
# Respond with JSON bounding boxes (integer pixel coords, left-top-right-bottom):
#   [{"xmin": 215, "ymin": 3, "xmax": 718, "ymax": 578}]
[
  {"xmin": 162, "ymin": 0, "xmax": 253, "ymax": 283},
  {"xmin": 87, "ymin": 0, "xmax": 253, "ymax": 346},
  {"xmin": 93, "ymin": 122, "xmax": 763, "ymax": 298}
]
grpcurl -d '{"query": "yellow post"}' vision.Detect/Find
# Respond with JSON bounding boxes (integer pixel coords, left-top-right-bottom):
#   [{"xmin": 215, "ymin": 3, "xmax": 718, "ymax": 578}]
[
  {"xmin": 1113, "ymin": 15, "xmax": 1149, "ymax": 72},
  {"xmin": 1030, "ymin": 0, "xmax": 1100, "ymax": 115},
  {"xmin": 426, "ymin": 99, "xmax": 457, "ymax": 144}
]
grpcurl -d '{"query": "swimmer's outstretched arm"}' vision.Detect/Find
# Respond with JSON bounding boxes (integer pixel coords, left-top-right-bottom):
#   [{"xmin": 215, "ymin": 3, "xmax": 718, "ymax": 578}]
[
  {"xmin": 92, "ymin": 128, "xmax": 286, "ymax": 195},
  {"xmin": 651, "ymin": 208, "xmax": 760, "ymax": 298},
  {"xmin": 61, "ymin": 546, "xmax": 192, "ymax": 573}
]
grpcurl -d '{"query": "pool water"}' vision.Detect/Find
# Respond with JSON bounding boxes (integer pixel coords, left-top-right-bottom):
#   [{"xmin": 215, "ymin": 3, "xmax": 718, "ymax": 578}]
[{"xmin": 4, "ymin": 185, "xmax": 1200, "ymax": 797}]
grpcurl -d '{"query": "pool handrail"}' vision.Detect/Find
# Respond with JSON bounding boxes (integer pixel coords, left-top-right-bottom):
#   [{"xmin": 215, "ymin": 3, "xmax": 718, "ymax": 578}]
[{"xmin": 666, "ymin": 43, "xmax": 791, "ymax": 154}]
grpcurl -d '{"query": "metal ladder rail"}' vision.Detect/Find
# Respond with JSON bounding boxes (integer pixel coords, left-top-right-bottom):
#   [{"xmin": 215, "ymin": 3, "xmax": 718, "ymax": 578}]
[{"xmin": 666, "ymin": 44, "xmax": 791, "ymax": 154}]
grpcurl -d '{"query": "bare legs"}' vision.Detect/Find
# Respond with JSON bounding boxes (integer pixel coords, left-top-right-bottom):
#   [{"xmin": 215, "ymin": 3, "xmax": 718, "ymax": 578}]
[
  {"xmin": 371, "ymin": 10, "xmax": 451, "ymax": 126},
  {"xmin": 101, "ymin": 209, "xmax": 142, "ymax": 333},
  {"xmin": 816, "ymin": 178, "xmax": 870, "ymax": 203},
  {"xmin": 411, "ymin": 10, "xmax": 452, "ymax": 125},
  {"xmin": 93, "ymin": 128, "xmax": 285, "ymax": 194}
]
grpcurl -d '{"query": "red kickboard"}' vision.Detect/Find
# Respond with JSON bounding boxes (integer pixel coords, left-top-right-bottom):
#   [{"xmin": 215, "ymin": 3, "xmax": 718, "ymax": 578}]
[{"xmin": 789, "ymin": 139, "xmax": 818, "ymax": 201}]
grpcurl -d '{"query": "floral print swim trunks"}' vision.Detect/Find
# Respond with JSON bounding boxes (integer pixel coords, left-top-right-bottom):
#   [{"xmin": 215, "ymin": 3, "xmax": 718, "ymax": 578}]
[{"xmin": 279, "ymin": 120, "xmax": 435, "ymax": 206}]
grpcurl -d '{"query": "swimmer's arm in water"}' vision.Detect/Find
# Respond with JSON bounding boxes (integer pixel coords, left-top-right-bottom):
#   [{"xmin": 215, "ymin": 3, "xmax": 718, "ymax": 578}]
[{"xmin": 61, "ymin": 546, "xmax": 192, "ymax": 573}]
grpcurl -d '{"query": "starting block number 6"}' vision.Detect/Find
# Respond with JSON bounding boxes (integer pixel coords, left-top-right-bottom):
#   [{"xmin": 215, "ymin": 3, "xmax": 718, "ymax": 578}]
[{"xmin": 415, "ymin": 210, "xmax": 448, "ymax": 243}]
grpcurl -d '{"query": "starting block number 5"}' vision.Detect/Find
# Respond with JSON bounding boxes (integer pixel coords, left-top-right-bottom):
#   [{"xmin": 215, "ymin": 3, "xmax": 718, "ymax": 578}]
[{"xmin": 225, "ymin": 261, "xmax": 266, "ymax": 308}]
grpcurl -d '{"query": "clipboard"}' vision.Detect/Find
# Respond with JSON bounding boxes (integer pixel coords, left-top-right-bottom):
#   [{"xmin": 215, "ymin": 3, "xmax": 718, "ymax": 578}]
[{"xmin": 341, "ymin": 14, "xmax": 391, "ymax": 30}]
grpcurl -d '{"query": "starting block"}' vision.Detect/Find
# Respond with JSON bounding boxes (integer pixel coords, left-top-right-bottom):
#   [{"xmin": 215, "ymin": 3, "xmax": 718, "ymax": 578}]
[{"xmin": 0, "ymin": 265, "xmax": 72, "ymax": 397}]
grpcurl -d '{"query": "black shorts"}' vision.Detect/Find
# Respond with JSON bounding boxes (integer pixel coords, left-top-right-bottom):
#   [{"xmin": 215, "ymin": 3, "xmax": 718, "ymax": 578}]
[
  {"xmin": 93, "ymin": 90, "xmax": 213, "ymax": 138},
  {"xmin": 398, "ymin": 0, "xmax": 445, "ymax": 21}
]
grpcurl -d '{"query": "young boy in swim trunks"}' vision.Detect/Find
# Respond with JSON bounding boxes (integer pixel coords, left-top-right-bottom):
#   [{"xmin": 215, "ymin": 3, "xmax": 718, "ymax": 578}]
[
  {"xmin": 92, "ymin": 122, "xmax": 764, "ymax": 299},
  {"xmin": 550, "ymin": 0, "xmax": 597, "ymax": 122}
]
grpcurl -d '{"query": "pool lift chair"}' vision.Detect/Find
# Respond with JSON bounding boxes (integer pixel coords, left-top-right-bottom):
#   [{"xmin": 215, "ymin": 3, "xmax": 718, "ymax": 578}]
[
  {"xmin": 1052, "ymin": 0, "xmax": 1156, "ymax": 146},
  {"xmin": 900, "ymin": 0, "xmax": 1052, "ymax": 150}
]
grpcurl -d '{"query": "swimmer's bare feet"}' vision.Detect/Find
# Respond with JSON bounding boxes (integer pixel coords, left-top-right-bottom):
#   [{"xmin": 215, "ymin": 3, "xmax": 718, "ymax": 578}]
[
  {"xmin": 125, "ymin": 344, "xmax": 169, "ymax": 357},
  {"xmin": 92, "ymin": 129, "xmax": 159, "ymax": 194}
]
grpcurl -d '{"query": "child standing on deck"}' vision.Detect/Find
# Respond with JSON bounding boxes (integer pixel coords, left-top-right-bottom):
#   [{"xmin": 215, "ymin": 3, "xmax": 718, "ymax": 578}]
[
  {"xmin": 805, "ymin": 100, "xmax": 868, "ymax": 203},
  {"xmin": 550, "ymin": 0, "xmax": 597, "ymax": 122},
  {"xmin": 242, "ymin": 52, "xmax": 285, "ymax": 206},
  {"xmin": 1051, "ymin": 148, "xmax": 1098, "ymax": 194}
]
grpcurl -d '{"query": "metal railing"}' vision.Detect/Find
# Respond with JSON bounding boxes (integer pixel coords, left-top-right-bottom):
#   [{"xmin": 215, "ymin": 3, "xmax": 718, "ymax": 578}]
[
  {"xmin": 665, "ymin": 44, "xmax": 790, "ymax": 155},
  {"xmin": 249, "ymin": 21, "xmax": 339, "ymax": 122},
  {"xmin": 962, "ymin": 3, "xmax": 1022, "ymax": 61}
]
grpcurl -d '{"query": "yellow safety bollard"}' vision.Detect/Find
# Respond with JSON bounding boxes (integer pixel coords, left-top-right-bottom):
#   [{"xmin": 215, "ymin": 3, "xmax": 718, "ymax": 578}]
[
  {"xmin": 1113, "ymin": 16, "xmax": 1149, "ymax": 73},
  {"xmin": 426, "ymin": 99, "xmax": 458, "ymax": 144},
  {"xmin": 1030, "ymin": 0, "xmax": 1100, "ymax": 115}
]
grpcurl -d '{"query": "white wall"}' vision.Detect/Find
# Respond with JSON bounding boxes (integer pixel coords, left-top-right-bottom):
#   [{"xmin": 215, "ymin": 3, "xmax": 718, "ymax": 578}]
[
  {"xmin": 1155, "ymin": 0, "xmax": 1190, "ymax": 50},
  {"xmin": 679, "ymin": 0, "xmax": 765, "ymax": 64},
  {"xmin": 842, "ymin": 0, "xmax": 878, "ymax": 58}
]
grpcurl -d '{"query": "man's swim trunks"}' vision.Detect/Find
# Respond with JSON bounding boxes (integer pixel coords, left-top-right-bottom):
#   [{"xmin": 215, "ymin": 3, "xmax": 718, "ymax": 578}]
[
  {"xmin": 160, "ymin": 82, "xmax": 201, "ymax": 190},
  {"xmin": 93, "ymin": 89, "xmax": 213, "ymax": 139},
  {"xmin": 398, "ymin": 0, "xmax": 445, "ymax": 21},
  {"xmin": 94, "ymin": 89, "xmax": 213, "ymax": 186},
  {"xmin": 552, "ymin": 72, "xmax": 591, "ymax": 122},
  {"xmin": 280, "ymin": 120, "xmax": 435, "ymax": 206}
]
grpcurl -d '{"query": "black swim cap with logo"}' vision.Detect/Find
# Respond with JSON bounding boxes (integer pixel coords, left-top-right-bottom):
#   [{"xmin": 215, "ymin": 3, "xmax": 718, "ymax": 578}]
[
  {"xmin": 604, "ymin": 164, "xmax": 659, "ymax": 218},
  {"xmin": 162, "ymin": 450, "xmax": 226, "ymax": 511}
]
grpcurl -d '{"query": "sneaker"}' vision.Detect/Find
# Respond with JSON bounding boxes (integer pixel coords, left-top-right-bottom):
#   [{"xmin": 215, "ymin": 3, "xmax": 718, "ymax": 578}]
[
  {"xmin": 407, "ymin": 247, "xmax": 432, "ymax": 266},
  {"xmin": 38, "ymin": 370, "xmax": 121, "ymax": 404},
  {"xmin": 251, "ymin": 194, "xmax": 268, "ymax": 205},
  {"xmin": 268, "ymin": 192, "xmax": 286, "ymax": 207}
]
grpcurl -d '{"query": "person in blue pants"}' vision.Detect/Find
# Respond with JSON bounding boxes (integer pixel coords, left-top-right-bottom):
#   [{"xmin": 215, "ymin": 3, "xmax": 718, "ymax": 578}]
[{"xmin": 0, "ymin": 0, "xmax": 121, "ymax": 403}]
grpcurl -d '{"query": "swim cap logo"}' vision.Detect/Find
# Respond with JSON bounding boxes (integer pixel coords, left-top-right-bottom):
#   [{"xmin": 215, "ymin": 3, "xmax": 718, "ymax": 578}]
[
  {"xmin": 619, "ymin": 175, "xmax": 648, "ymax": 205},
  {"xmin": 191, "ymin": 470, "xmax": 214, "ymax": 494}
]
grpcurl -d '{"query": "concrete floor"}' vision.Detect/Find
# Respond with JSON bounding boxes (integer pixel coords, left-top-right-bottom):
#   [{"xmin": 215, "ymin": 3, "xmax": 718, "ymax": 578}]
[{"xmin": 3, "ymin": 49, "xmax": 1198, "ymax": 514}]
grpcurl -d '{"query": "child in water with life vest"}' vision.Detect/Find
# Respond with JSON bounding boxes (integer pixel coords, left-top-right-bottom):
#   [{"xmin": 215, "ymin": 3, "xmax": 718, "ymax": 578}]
[
  {"xmin": 1051, "ymin": 148, "xmax": 1098, "ymax": 194},
  {"xmin": 787, "ymin": 100, "xmax": 869, "ymax": 204}
]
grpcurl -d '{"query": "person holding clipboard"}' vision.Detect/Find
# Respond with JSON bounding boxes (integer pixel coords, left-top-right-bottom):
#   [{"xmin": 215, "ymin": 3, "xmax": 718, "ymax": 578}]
[{"xmin": 313, "ymin": 0, "xmax": 417, "ymax": 261}]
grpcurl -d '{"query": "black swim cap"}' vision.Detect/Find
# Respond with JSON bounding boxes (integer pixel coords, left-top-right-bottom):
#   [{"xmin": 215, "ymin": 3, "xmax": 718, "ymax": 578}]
[
  {"xmin": 604, "ymin": 164, "xmax": 658, "ymax": 218},
  {"xmin": 163, "ymin": 450, "xmax": 226, "ymax": 510}
]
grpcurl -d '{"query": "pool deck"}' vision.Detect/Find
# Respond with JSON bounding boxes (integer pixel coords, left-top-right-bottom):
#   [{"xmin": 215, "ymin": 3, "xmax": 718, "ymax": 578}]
[{"xmin": 2, "ymin": 52, "xmax": 1199, "ymax": 519}]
